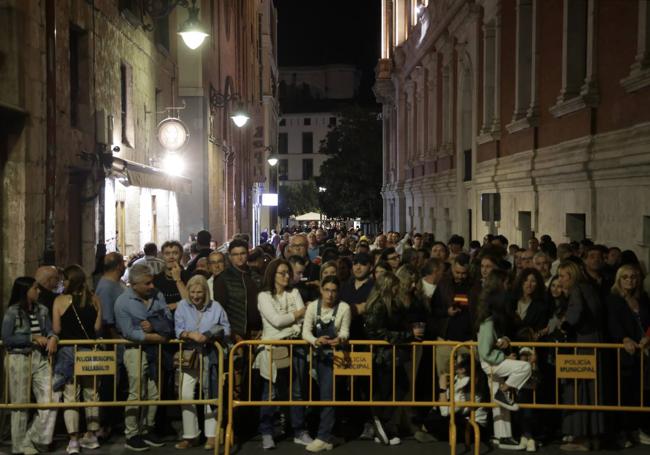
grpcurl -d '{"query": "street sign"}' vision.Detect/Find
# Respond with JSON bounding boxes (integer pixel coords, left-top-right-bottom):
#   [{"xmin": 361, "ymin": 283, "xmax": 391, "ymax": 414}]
[
  {"xmin": 74, "ymin": 351, "xmax": 117, "ymax": 376},
  {"xmin": 333, "ymin": 351, "xmax": 372, "ymax": 376}
]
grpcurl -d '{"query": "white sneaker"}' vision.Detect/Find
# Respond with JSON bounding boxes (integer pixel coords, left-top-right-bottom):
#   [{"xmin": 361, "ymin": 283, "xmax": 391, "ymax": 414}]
[
  {"xmin": 66, "ymin": 440, "xmax": 81, "ymax": 455},
  {"xmin": 306, "ymin": 439, "xmax": 333, "ymax": 452},
  {"xmin": 372, "ymin": 416, "xmax": 389, "ymax": 445},
  {"xmin": 526, "ymin": 438, "xmax": 536, "ymax": 452},
  {"xmin": 262, "ymin": 434, "xmax": 275, "ymax": 450},
  {"xmin": 639, "ymin": 429, "xmax": 650, "ymax": 445},
  {"xmin": 388, "ymin": 437, "xmax": 401, "ymax": 446},
  {"xmin": 294, "ymin": 431, "xmax": 314, "ymax": 446},
  {"xmin": 79, "ymin": 434, "xmax": 100, "ymax": 450}
]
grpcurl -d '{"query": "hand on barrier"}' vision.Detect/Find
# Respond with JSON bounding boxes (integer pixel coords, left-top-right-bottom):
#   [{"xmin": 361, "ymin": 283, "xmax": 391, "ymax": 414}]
[
  {"xmin": 316, "ymin": 336, "xmax": 331, "ymax": 346},
  {"xmin": 623, "ymin": 337, "xmax": 638, "ymax": 354},
  {"xmin": 191, "ymin": 332, "xmax": 208, "ymax": 344},
  {"xmin": 639, "ymin": 336, "xmax": 650, "ymax": 351},
  {"xmin": 46, "ymin": 336, "xmax": 58, "ymax": 355},
  {"xmin": 140, "ymin": 320, "xmax": 153, "ymax": 333},
  {"xmin": 32, "ymin": 335, "xmax": 48, "ymax": 348},
  {"xmin": 496, "ymin": 337, "xmax": 511, "ymax": 349}
]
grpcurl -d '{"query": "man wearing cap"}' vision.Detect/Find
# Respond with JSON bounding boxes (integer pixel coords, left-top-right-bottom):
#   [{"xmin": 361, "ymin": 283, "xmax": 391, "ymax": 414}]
[{"xmin": 185, "ymin": 230, "xmax": 214, "ymax": 275}]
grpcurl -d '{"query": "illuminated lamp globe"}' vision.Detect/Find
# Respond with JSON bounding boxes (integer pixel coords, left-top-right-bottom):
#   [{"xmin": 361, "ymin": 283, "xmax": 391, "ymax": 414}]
[
  {"xmin": 230, "ymin": 106, "xmax": 250, "ymax": 128},
  {"xmin": 178, "ymin": 8, "xmax": 209, "ymax": 50},
  {"xmin": 267, "ymin": 157, "xmax": 278, "ymax": 166}
]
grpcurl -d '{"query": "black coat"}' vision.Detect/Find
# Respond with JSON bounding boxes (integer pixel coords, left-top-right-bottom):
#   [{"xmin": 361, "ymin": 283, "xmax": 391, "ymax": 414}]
[
  {"xmin": 514, "ymin": 296, "xmax": 550, "ymax": 339},
  {"xmin": 606, "ymin": 292, "xmax": 650, "ymax": 371}
]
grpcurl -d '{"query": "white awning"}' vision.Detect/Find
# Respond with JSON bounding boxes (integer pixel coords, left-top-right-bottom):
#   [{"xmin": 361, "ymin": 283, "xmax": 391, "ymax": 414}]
[{"xmin": 111, "ymin": 158, "xmax": 192, "ymax": 194}]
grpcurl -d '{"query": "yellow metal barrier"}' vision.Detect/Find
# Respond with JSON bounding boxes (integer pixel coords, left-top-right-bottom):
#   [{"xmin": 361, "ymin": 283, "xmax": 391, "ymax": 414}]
[
  {"xmin": 448, "ymin": 341, "xmax": 650, "ymax": 455},
  {"xmin": 0, "ymin": 339, "xmax": 225, "ymax": 455},
  {"xmin": 223, "ymin": 339, "xmax": 461, "ymax": 454}
]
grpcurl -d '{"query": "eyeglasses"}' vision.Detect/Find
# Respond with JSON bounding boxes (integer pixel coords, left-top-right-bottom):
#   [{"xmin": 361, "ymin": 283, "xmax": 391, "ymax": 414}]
[
  {"xmin": 209, "ymin": 260, "xmax": 225, "ymax": 265},
  {"xmin": 387, "ymin": 255, "xmax": 400, "ymax": 261},
  {"xmin": 276, "ymin": 271, "xmax": 291, "ymax": 276}
]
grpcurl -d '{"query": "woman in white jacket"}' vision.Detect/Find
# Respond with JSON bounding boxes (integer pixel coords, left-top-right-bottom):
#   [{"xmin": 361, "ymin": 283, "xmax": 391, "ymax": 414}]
[{"xmin": 256, "ymin": 258, "xmax": 310, "ymax": 450}]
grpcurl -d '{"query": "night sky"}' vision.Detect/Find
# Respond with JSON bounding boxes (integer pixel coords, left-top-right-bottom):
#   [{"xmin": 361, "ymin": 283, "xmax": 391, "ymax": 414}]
[{"xmin": 276, "ymin": 0, "xmax": 381, "ymax": 102}]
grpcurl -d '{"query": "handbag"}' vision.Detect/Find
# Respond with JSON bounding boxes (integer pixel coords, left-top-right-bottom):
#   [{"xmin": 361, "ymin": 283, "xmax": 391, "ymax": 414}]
[
  {"xmin": 173, "ymin": 348, "xmax": 200, "ymax": 370},
  {"xmin": 270, "ymin": 346, "xmax": 291, "ymax": 369},
  {"xmin": 173, "ymin": 305, "xmax": 205, "ymax": 370}
]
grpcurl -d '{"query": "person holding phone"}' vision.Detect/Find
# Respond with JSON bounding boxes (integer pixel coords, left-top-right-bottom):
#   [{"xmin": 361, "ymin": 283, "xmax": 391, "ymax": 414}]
[{"xmin": 302, "ymin": 276, "xmax": 351, "ymax": 452}]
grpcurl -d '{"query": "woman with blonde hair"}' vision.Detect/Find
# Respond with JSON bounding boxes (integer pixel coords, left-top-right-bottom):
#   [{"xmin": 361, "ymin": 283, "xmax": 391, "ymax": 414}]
[
  {"xmin": 174, "ymin": 275, "xmax": 230, "ymax": 450},
  {"xmin": 363, "ymin": 272, "xmax": 422, "ymax": 445},
  {"xmin": 557, "ymin": 259, "xmax": 605, "ymax": 451},
  {"xmin": 52, "ymin": 265, "xmax": 102, "ymax": 454},
  {"xmin": 394, "ymin": 266, "xmax": 432, "ymax": 442},
  {"xmin": 606, "ymin": 264, "xmax": 650, "ymax": 447}
]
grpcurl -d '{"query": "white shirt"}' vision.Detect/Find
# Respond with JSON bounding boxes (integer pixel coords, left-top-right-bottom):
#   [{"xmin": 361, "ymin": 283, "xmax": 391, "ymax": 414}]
[
  {"xmin": 517, "ymin": 299, "xmax": 531, "ymax": 320},
  {"xmin": 302, "ymin": 300, "xmax": 351, "ymax": 346},
  {"xmin": 258, "ymin": 288, "xmax": 304, "ymax": 341},
  {"xmin": 207, "ymin": 276, "xmax": 215, "ymax": 299},
  {"xmin": 421, "ymin": 278, "xmax": 436, "ymax": 299}
]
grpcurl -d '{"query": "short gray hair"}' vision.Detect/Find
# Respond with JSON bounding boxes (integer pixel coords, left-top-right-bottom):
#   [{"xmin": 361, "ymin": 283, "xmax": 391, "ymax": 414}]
[{"xmin": 129, "ymin": 263, "xmax": 154, "ymax": 285}]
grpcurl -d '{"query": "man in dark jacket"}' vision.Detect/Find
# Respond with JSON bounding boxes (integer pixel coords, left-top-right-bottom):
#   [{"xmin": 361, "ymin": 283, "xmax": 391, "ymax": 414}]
[
  {"xmin": 214, "ymin": 239, "xmax": 261, "ymax": 403},
  {"xmin": 431, "ymin": 253, "xmax": 474, "ymax": 401},
  {"xmin": 214, "ymin": 239, "xmax": 262, "ymax": 341}
]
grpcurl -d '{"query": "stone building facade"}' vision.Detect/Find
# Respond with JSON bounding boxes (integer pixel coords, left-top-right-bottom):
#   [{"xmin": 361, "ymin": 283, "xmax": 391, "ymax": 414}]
[
  {"xmin": 375, "ymin": 0, "xmax": 650, "ymax": 264},
  {"xmin": 0, "ymin": 0, "xmax": 278, "ymax": 302}
]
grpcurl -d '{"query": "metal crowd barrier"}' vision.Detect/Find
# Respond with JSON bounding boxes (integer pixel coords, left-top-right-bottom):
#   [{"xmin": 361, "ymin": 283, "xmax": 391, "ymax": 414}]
[
  {"xmin": 0, "ymin": 339, "xmax": 225, "ymax": 455},
  {"xmin": 223, "ymin": 339, "xmax": 460, "ymax": 453},
  {"xmin": 448, "ymin": 341, "xmax": 650, "ymax": 455}
]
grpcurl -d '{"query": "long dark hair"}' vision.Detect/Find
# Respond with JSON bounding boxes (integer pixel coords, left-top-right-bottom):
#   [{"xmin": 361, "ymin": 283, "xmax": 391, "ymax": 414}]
[
  {"xmin": 476, "ymin": 269, "xmax": 510, "ymax": 333},
  {"xmin": 477, "ymin": 290, "xmax": 516, "ymax": 338},
  {"xmin": 261, "ymin": 258, "xmax": 293, "ymax": 296},
  {"xmin": 546, "ymin": 275, "xmax": 567, "ymax": 317},
  {"xmin": 512, "ymin": 268, "xmax": 546, "ymax": 303},
  {"xmin": 63, "ymin": 264, "xmax": 93, "ymax": 308},
  {"xmin": 9, "ymin": 276, "xmax": 36, "ymax": 308}
]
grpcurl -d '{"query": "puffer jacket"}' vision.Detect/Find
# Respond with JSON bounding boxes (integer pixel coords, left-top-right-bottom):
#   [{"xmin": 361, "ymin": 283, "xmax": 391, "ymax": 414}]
[{"xmin": 214, "ymin": 266, "xmax": 262, "ymax": 338}]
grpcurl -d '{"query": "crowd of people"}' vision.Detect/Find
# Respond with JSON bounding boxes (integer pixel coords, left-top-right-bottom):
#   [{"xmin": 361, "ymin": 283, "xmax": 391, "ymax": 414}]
[{"xmin": 2, "ymin": 226, "xmax": 650, "ymax": 453}]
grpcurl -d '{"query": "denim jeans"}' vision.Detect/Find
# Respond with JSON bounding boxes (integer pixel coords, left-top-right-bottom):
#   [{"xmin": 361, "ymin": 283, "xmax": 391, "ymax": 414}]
[
  {"xmin": 316, "ymin": 355, "xmax": 335, "ymax": 442},
  {"xmin": 258, "ymin": 346, "xmax": 307, "ymax": 436}
]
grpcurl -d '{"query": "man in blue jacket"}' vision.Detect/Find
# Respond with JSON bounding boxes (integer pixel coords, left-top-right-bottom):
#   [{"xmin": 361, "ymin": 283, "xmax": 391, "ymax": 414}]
[{"xmin": 115, "ymin": 264, "xmax": 173, "ymax": 451}]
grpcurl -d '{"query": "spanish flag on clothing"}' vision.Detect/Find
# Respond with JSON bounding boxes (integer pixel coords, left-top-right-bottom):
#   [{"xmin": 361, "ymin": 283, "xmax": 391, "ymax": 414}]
[{"xmin": 454, "ymin": 293, "xmax": 469, "ymax": 307}]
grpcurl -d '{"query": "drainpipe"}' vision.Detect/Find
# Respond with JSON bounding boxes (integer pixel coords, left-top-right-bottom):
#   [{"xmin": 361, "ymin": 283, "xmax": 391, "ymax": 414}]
[{"xmin": 43, "ymin": 0, "xmax": 57, "ymax": 265}]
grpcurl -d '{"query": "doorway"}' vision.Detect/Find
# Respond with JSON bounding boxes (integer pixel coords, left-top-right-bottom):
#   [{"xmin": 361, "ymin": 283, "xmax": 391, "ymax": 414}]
[
  {"xmin": 566, "ymin": 213, "xmax": 586, "ymax": 242},
  {"xmin": 518, "ymin": 211, "xmax": 532, "ymax": 247}
]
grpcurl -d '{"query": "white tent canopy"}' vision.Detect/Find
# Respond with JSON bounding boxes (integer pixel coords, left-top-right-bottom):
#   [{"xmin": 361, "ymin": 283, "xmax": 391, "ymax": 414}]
[{"xmin": 293, "ymin": 211, "xmax": 323, "ymax": 221}]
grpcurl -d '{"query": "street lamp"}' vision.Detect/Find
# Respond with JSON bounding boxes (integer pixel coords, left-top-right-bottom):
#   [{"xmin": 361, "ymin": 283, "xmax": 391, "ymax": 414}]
[
  {"xmin": 178, "ymin": 1, "xmax": 209, "ymax": 50},
  {"xmin": 267, "ymin": 157, "xmax": 278, "ymax": 167},
  {"xmin": 210, "ymin": 81, "xmax": 250, "ymax": 128},
  {"xmin": 230, "ymin": 103, "xmax": 250, "ymax": 128},
  {"xmin": 141, "ymin": 0, "xmax": 209, "ymax": 50}
]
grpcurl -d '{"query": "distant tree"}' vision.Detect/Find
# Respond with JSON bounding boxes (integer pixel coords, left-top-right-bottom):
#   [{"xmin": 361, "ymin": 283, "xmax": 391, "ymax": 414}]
[
  {"xmin": 316, "ymin": 105, "xmax": 382, "ymax": 222},
  {"xmin": 278, "ymin": 180, "xmax": 319, "ymax": 219}
]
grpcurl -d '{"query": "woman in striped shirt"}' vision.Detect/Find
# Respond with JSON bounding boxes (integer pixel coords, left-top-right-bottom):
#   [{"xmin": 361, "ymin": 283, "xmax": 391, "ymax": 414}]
[{"xmin": 1, "ymin": 276, "xmax": 59, "ymax": 454}]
